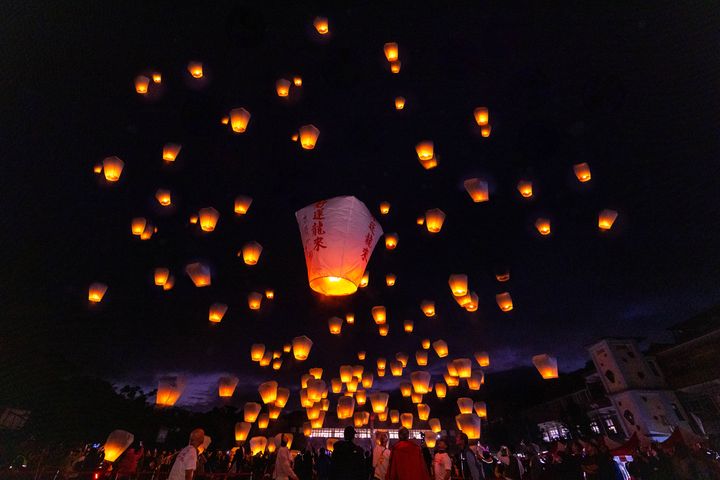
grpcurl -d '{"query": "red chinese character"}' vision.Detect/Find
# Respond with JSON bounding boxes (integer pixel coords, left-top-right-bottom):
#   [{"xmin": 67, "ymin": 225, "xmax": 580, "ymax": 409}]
[
  {"xmin": 313, "ymin": 208, "xmax": 325, "ymax": 220},
  {"xmin": 313, "ymin": 236, "xmax": 327, "ymax": 251},
  {"xmin": 364, "ymin": 232, "xmax": 374, "ymax": 246},
  {"xmin": 361, "ymin": 247, "xmax": 369, "ymax": 261},
  {"xmin": 312, "ymin": 221, "xmax": 326, "ymax": 236}
]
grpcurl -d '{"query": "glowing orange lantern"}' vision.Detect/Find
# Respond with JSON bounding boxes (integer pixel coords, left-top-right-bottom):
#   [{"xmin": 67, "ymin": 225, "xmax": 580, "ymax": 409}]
[
  {"xmin": 495, "ymin": 269, "xmax": 510, "ymax": 282},
  {"xmin": 598, "ymin": 209, "xmax": 618, "ymax": 230},
  {"xmin": 417, "ymin": 404, "xmax": 430, "ymax": 421},
  {"xmin": 199, "ymin": 207, "xmax": 220, "ymax": 232},
  {"xmin": 495, "ymin": 292, "xmax": 513, "ymax": 312},
  {"xmin": 421, "ymin": 338, "xmax": 431, "ymax": 349},
  {"xmin": 400, "ymin": 413, "xmax": 413, "ymax": 429},
  {"xmin": 275, "ymin": 388, "xmax": 290, "ymax": 408},
  {"xmin": 379, "ymin": 201, "xmax": 391, "ymax": 215},
  {"xmin": 474, "ymin": 351, "xmax": 490, "ymax": 367},
  {"xmin": 251, "ymin": 344, "xmax": 265, "ymax": 362},
  {"xmin": 535, "ymin": 218, "xmax": 551, "ymax": 235},
  {"xmin": 249, "ymin": 437, "xmax": 267, "ymax": 455},
  {"xmin": 309, "ymin": 368, "xmax": 323, "ymax": 380},
  {"xmin": 395, "ymin": 97, "xmax": 405, "ymax": 110},
  {"xmin": 134, "ymin": 76, "xmax": 150, "ymax": 95},
  {"xmin": 296, "ymin": 196, "xmax": 382, "ymax": 295},
  {"xmin": 357, "ymin": 351, "xmax": 366, "ymax": 360},
  {"xmin": 187, "ymin": 61, "xmax": 203, "ymax": 78},
  {"xmin": 448, "ymin": 274, "xmax": 468, "ymax": 296},
  {"xmin": 369, "ymin": 392, "xmax": 389, "ymax": 413},
  {"xmin": 209, "ymin": 303, "xmax": 228, "ymax": 323},
  {"xmin": 346, "ymin": 313, "xmax": 355, "ymax": 324},
  {"xmin": 313, "ymin": 17, "xmax": 329, "ymax": 34},
  {"xmin": 532, "ymin": 354, "xmax": 559, "ymax": 379},
  {"xmin": 371, "ymin": 306, "xmax": 387, "ymax": 325},
  {"xmin": 573, "ymin": 162, "xmax": 591, "ymax": 182},
  {"xmin": 88, "ymin": 282, "xmax": 108, "ymax": 303},
  {"xmin": 480, "ymin": 125, "xmax": 492, "ymax": 137},
  {"xmin": 474, "ymin": 401, "xmax": 487, "ymax": 418},
  {"xmin": 385, "ymin": 233, "xmax": 398, "ymax": 250},
  {"xmin": 293, "ymin": 76, "xmax": 302, "ymax": 87},
  {"xmin": 390, "ymin": 61, "xmax": 401, "ymax": 74},
  {"xmin": 276, "ymin": 79, "xmax": 291, "ymax": 97},
  {"xmin": 163, "ymin": 143, "xmax": 181, "ymax": 162},
  {"xmin": 361, "ymin": 372, "xmax": 373, "ymax": 388},
  {"xmin": 464, "ymin": 178, "xmax": 489, "ymax": 203},
  {"xmin": 390, "ymin": 361, "xmax": 403, "ymax": 377},
  {"xmin": 234, "ymin": 195, "xmax": 253, "ymax": 215},
  {"xmin": 473, "ymin": 107, "xmax": 489, "ymax": 126},
  {"xmin": 155, "ymin": 189, "xmax": 171, "ymax": 206},
  {"xmin": 455, "ymin": 414, "xmax": 481, "ymax": 440},
  {"xmin": 229, "ymin": 108, "xmax": 251, "ymax": 133},
  {"xmin": 432, "ymin": 340, "xmax": 449, "ymax": 358},
  {"xmin": 328, "ymin": 316, "xmax": 343, "ymax": 335},
  {"xmin": 435, "ymin": 382, "xmax": 447, "ymax": 399},
  {"xmin": 257, "ymin": 414, "xmax": 269, "ymax": 429},
  {"xmin": 467, "ymin": 370, "xmax": 484, "ymax": 390},
  {"xmin": 292, "ymin": 335, "xmax": 313, "ymax": 361},
  {"xmin": 163, "ymin": 276, "xmax": 175, "ymax": 291},
  {"xmin": 425, "ymin": 209, "xmax": 446, "ymax": 233},
  {"xmin": 411, "ymin": 371, "xmax": 431, "ymax": 394},
  {"xmin": 355, "ymin": 389, "xmax": 367, "ymax": 406},
  {"xmin": 359, "ymin": 272, "xmax": 370, "ymax": 288},
  {"xmin": 156, "ymin": 376, "xmax": 184, "ymax": 407},
  {"xmin": 337, "ymin": 396, "xmax": 355, "ymax": 419},
  {"xmin": 152, "ymin": 73, "xmax": 161, "ymax": 83},
  {"xmin": 266, "ymin": 290, "xmax": 274, "ymax": 300},
  {"xmin": 421, "ymin": 300, "xmax": 436, "ymax": 317},
  {"xmin": 403, "ymin": 319, "xmax": 414, "ymax": 333},
  {"xmin": 103, "ymin": 430, "xmax": 134, "ymax": 462},
  {"xmin": 258, "ymin": 381, "xmax": 278, "ymax": 404},
  {"xmin": 416, "ymin": 141, "xmax": 434, "ymax": 161},
  {"xmin": 235, "ymin": 422, "xmax": 251, "ymax": 442},
  {"xmin": 429, "ymin": 418, "xmax": 441, "ymax": 433},
  {"xmin": 102, "ymin": 156, "xmax": 124, "ymax": 182},
  {"xmin": 311, "ymin": 411, "xmax": 326, "ymax": 428},
  {"xmin": 217, "ymin": 376, "xmax": 239, "ymax": 398},
  {"xmin": 378, "ymin": 324, "xmax": 389, "ymax": 336},
  {"xmin": 517, "ymin": 180, "xmax": 533, "ymax": 198},
  {"xmin": 248, "ymin": 292, "xmax": 263, "ymax": 310},
  {"xmin": 416, "ymin": 350, "xmax": 428, "ymax": 366},
  {"xmin": 299, "ymin": 124, "xmax": 320, "ymax": 149},
  {"xmin": 383, "ymin": 42, "xmax": 399, "ymax": 61},
  {"xmin": 131, "ymin": 218, "xmax": 146, "ymax": 236},
  {"xmin": 241, "ymin": 241, "xmax": 263, "ymax": 266}
]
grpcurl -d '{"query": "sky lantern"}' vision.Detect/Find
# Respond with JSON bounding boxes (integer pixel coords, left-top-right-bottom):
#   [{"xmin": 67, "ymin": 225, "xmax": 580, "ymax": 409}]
[
  {"xmin": 155, "ymin": 189, "xmax": 171, "ymax": 206},
  {"xmin": 357, "ymin": 351, "xmax": 366, "ymax": 360},
  {"xmin": 102, "ymin": 156, "xmax": 124, "ymax": 182},
  {"xmin": 292, "ymin": 336, "xmax": 313, "ymax": 361},
  {"xmin": 416, "ymin": 215, "xmax": 425, "ymax": 225},
  {"xmin": 455, "ymin": 414, "xmax": 481, "ymax": 440},
  {"xmin": 275, "ymin": 388, "xmax": 290, "ymax": 408},
  {"xmin": 369, "ymin": 392, "xmax": 389, "ymax": 413},
  {"xmin": 532, "ymin": 354, "xmax": 559, "ymax": 379},
  {"xmin": 88, "ymin": 282, "xmax": 108, "ymax": 303},
  {"xmin": 390, "ymin": 361, "xmax": 403, "ymax": 376},
  {"xmin": 467, "ymin": 370, "xmax": 484, "ymax": 390},
  {"xmin": 346, "ymin": 313, "xmax": 355, "ymax": 324},
  {"xmin": 415, "ymin": 141, "xmax": 434, "ymax": 161},
  {"xmin": 291, "ymin": 133, "xmax": 298, "ymax": 141},
  {"xmin": 463, "ymin": 178, "xmax": 490, "ymax": 203},
  {"xmin": 361, "ymin": 372, "xmax": 373, "ymax": 388},
  {"xmin": 444, "ymin": 373, "xmax": 460, "ymax": 387},
  {"xmin": 134, "ymin": 76, "xmax": 150, "ymax": 94},
  {"xmin": 400, "ymin": 413, "xmax": 413, "ymax": 429},
  {"xmin": 189, "ymin": 215, "xmax": 198, "ymax": 224},
  {"xmin": 425, "ymin": 209, "xmax": 446, "ymax": 233},
  {"xmin": 424, "ymin": 431, "xmax": 437, "ymax": 449},
  {"xmin": 395, "ymin": 352, "xmax": 409, "ymax": 368},
  {"xmin": 131, "ymin": 218, "xmax": 147, "ymax": 236},
  {"xmin": 340, "ymin": 365, "xmax": 353, "ymax": 383},
  {"xmin": 395, "ymin": 96, "xmax": 406, "ymax": 110},
  {"xmin": 325, "ymin": 438, "xmax": 338, "ymax": 453},
  {"xmin": 495, "ymin": 292, "xmax": 513, "ymax": 312},
  {"xmin": 429, "ymin": 418, "xmax": 442, "ymax": 433},
  {"xmin": 208, "ymin": 303, "xmax": 228, "ymax": 323},
  {"xmin": 453, "ymin": 359, "xmax": 473, "ymax": 378},
  {"xmin": 474, "ymin": 351, "xmax": 490, "ymax": 367},
  {"xmin": 240, "ymin": 241, "xmax": 263, "ymax": 266},
  {"xmin": 303, "ymin": 422, "xmax": 312, "ymax": 437},
  {"xmin": 328, "ymin": 316, "xmax": 343, "ymax": 335},
  {"xmin": 152, "ymin": 72, "xmax": 161, "ymax": 83},
  {"xmin": 421, "ymin": 300, "xmax": 436, "ymax": 317},
  {"xmin": 257, "ymin": 414, "xmax": 269, "ymax": 429},
  {"xmin": 390, "ymin": 61, "xmax": 401, "ymax": 73},
  {"xmin": 244, "ymin": 402, "xmax": 262, "ymax": 422},
  {"xmin": 229, "ymin": 108, "xmax": 251, "ymax": 133},
  {"xmin": 416, "ymin": 350, "xmax": 428, "ymax": 366},
  {"xmin": 293, "ymin": 76, "xmax": 302, "ymax": 86},
  {"xmin": 480, "ymin": 125, "xmax": 492, "ymax": 138},
  {"xmin": 140, "ymin": 223, "xmax": 154, "ymax": 240},
  {"xmin": 187, "ymin": 61, "xmax": 203, "ymax": 78},
  {"xmin": 359, "ymin": 272, "xmax": 370, "ymax": 288},
  {"xmin": 403, "ymin": 319, "xmax": 414, "ymax": 333},
  {"xmin": 535, "ymin": 218, "xmax": 551, "ymax": 235},
  {"xmin": 474, "ymin": 401, "xmax": 488, "ymax": 418},
  {"xmin": 434, "ymin": 382, "xmax": 447, "ymax": 398},
  {"xmin": 163, "ymin": 276, "xmax": 175, "ymax": 291},
  {"xmin": 266, "ymin": 289, "xmax": 275, "ymax": 300},
  {"xmin": 93, "ymin": 164, "xmax": 102, "ymax": 174},
  {"xmin": 384, "ymin": 233, "xmax": 398, "ymax": 250},
  {"xmin": 269, "ymin": 404, "xmax": 282, "ymax": 419},
  {"xmin": 298, "ymin": 124, "xmax": 320, "ymax": 149},
  {"xmin": 457, "ymin": 397, "xmax": 474, "ymax": 414},
  {"xmin": 376, "ymin": 357, "xmax": 387, "ymax": 370},
  {"xmin": 235, "ymin": 422, "xmax": 251, "ymax": 442},
  {"xmin": 355, "ymin": 389, "xmax": 367, "ymax": 406},
  {"xmin": 251, "ymin": 344, "xmax": 265, "ymax": 362},
  {"xmin": 296, "ymin": 196, "xmax": 382, "ymax": 295},
  {"xmin": 371, "ymin": 306, "xmax": 387, "ymax": 325},
  {"xmin": 598, "ymin": 209, "xmax": 618, "ymax": 230},
  {"xmin": 220, "ymin": 116, "xmax": 229, "ymax": 125},
  {"xmin": 276, "ymin": 78, "xmax": 291, "ymax": 97},
  {"xmin": 313, "ymin": 16, "xmax": 329, "ymax": 34},
  {"xmin": 103, "ymin": 430, "xmax": 134, "ymax": 463},
  {"xmin": 272, "ymin": 351, "xmax": 282, "ymax": 359},
  {"xmin": 464, "ymin": 292, "xmax": 479, "ymax": 312},
  {"xmin": 473, "ymin": 107, "xmax": 489, "ymax": 126},
  {"xmin": 234, "ymin": 195, "xmax": 253, "ymax": 215},
  {"xmin": 446, "ymin": 361, "xmax": 459, "ymax": 377},
  {"xmin": 400, "ymin": 382, "xmax": 412, "ymax": 397},
  {"xmin": 282, "ymin": 343, "xmax": 291, "ymax": 353},
  {"xmin": 309, "ymin": 368, "xmax": 323, "ymax": 380},
  {"xmin": 413, "ymin": 394, "xmax": 424, "ymax": 404},
  {"xmin": 432, "ymin": 340, "xmax": 449, "ymax": 358},
  {"xmin": 378, "ymin": 324, "xmax": 389, "ymax": 337},
  {"xmin": 311, "ymin": 411, "xmax": 326, "ymax": 429},
  {"xmin": 337, "ymin": 396, "xmax": 355, "ymax": 419},
  {"xmin": 259, "ymin": 381, "xmax": 279, "ymax": 404},
  {"xmin": 417, "ymin": 404, "xmax": 430, "ymax": 421},
  {"xmin": 199, "ymin": 207, "xmax": 220, "ymax": 232},
  {"xmin": 411, "ymin": 371, "xmax": 431, "ymax": 394},
  {"xmin": 495, "ymin": 269, "xmax": 510, "ymax": 282},
  {"xmin": 156, "ymin": 376, "xmax": 185, "ymax": 407},
  {"xmin": 259, "ymin": 352, "xmax": 272, "ymax": 367},
  {"xmin": 573, "ymin": 162, "xmax": 592, "ymax": 182},
  {"xmin": 383, "ymin": 42, "xmax": 399, "ymax": 61},
  {"xmin": 517, "ymin": 180, "xmax": 533, "ymax": 198},
  {"xmin": 331, "ymin": 378, "xmax": 342, "ymax": 394},
  {"xmin": 421, "ymin": 338, "xmax": 431, "ymax": 350},
  {"xmin": 448, "ymin": 274, "xmax": 469, "ymax": 296},
  {"xmin": 379, "ymin": 201, "xmax": 391, "ymax": 215},
  {"xmin": 377, "ymin": 409, "xmax": 388, "ymax": 422},
  {"xmin": 352, "ymin": 365, "xmax": 364, "ymax": 379},
  {"xmin": 419, "ymin": 155, "xmax": 438, "ymax": 170},
  {"xmin": 387, "ymin": 410, "xmax": 399, "ymax": 424},
  {"xmin": 162, "ymin": 143, "xmax": 181, "ymax": 162},
  {"xmin": 307, "ymin": 379, "xmax": 327, "ymax": 402},
  {"xmin": 249, "ymin": 437, "xmax": 267, "ymax": 456},
  {"xmin": 218, "ymin": 375, "xmax": 240, "ymax": 398},
  {"xmin": 247, "ymin": 292, "xmax": 263, "ymax": 310},
  {"xmin": 321, "ymin": 399, "xmax": 330, "ymax": 411}
]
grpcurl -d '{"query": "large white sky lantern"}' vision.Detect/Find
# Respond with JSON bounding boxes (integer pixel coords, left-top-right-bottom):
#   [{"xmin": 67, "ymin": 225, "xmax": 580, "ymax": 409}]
[{"xmin": 296, "ymin": 196, "xmax": 383, "ymax": 296}]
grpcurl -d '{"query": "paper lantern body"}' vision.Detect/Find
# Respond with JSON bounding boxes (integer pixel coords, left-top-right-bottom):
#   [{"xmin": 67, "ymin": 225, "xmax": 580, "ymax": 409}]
[
  {"xmin": 400, "ymin": 413, "xmax": 414, "ymax": 429},
  {"xmin": 395, "ymin": 97, "xmax": 406, "ymax": 110},
  {"xmin": 464, "ymin": 178, "xmax": 489, "ymax": 203},
  {"xmin": 88, "ymin": 282, "xmax": 108, "ymax": 303},
  {"xmin": 574, "ymin": 162, "xmax": 592, "ymax": 182},
  {"xmin": 234, "ymin": 195, "xmax": 253, "ymax": 214},
  {"xmin": 155, "ymin": 189, "xmax": 171, "ymax": 206},
  {"xmin": 337, "ymin": 396, "xmax": 355, "ymax": 419},
  {"xmin": 425, "ymin": 209, "xmax": 446, "ymax": 233},
  {"xmin": 434, "ymin": 382, "xmax": 447, "ymax": 398},
  {"xmin": 455, "ymin": 414, "xmax": 482, "ymax": 440},
  {"xmin": 185, "ymin": 262, "xmax": 211, "ymax": 287},
  {"xmin": 276, "ymin": 79, "xmax": 291, "ymax": 97},
  {"xmin": 417, "ymin": 404, "xmax": 430, "ymax": 421},
  {"xmin": 292, "ymin": 335, "xmax": 313, "ymax": 360},
  {"xmin": 218, "ymin": 376, "xmax": 239, "ymax": 397},
  {"xmin": 249, "ymin": 437, "xmax": 267, "ymax": 456},
  {"xmin": 370, "ymin": 392, "xmax": 389, "ymax": 413},
  {"xmin": 532, "ymin": 354, "xmax": 559, "ymax": 379},
  {"xmin": 187, "ymin": 62, "xmax": 203, "ymax": 78},
  {"xmin": 103, "ymin": 156, "xmax": 125, "ymax": 182},
  {"xmin": 383, "ymin": 42, "xmax": 399, "ymax": 62},
  {"xmin": 313, "ymin": 17, "xmax": 329, "ymax": 34},
  {"xmin": 328, "ymin": 316, "xmax": 343, "ymax": 334},
  {"xmin": 199, "ymin": 207, "xmax": 220, "ymax": 232},
  {"xmin": 416, "ymin": 350, "xmax": 428, "ymax": 366},
  {"xmin": 156, "ymin": 376, "xmax": 185, "ymax": 407},
  {"xmin": 517, "ymin": 180, "xmax": 533, "ymax": 198},
  {"xmin": 473, "ymin": 107, "xmax": 489, "ymax": 126},
  {"xmin": 535, "ymin": 218, "xmax": 551, "ymax": 235},
  {"xmin": 296, "ymin": 196, "xmax": 383, "ymax": 295},
  {"xmin": 474, "ymin": 351, "xmax": 490, "ymax": 367},
  {"xmin": 163, "ymin": 143, "xmax": 181, "ymax": 162},
  {"xmin": 235, "ymin": 422, "xmax": 251, "ymax": 441},
  {"xmin": 244, "ymin": 402, "xmax": 262, "ymax": 423},
  {"xmin": 242, "ymin": 241, "xmax": 263, "ymax": 265},
  {"xmin": 429, "ymin": 418, "xmax": 442, "ymax": 433},
  {"xmin": 103, "ymin": 430, "xmax": 134, "ymax": 462},
  {"xmin": 230, "ymin": 108, "xmax": 251, "ymax": 133},
  {"xmin": 598, "ymin": 209, "xmax": 618, "ymax": 230},
  {"xmin": 432, "ymin": 340, "xmax": 449, "ymax": 358},
  {"xmin": 411, "ymin": 371, "xmax": 431, "ymax": 394},
  {"xmin": 496, "ymin": 292, "xmax": 513, "ymax": 312},
  {"xmin": 299, "ymin": 124, "xmax": 320, "ymax": 149},
  {"xmin": 209, "ymin": 303, "xmax": 228, "ymax": 323},
  {"xmin": 415, "ymin": 141, "xmax": 434, "ymax": 161},
  {"xmin": 259, "ymin": 381, "xmax": 279, "ymax": 404},
  {"xmin": 134, "ymin": 76, "xmax": 150, "ymax": 94},
  {"xmin": 448, "ymin": 274, "xmax": 468, "ymax": 296},
  {"xmin": 251, "ymin": 344, "xmax": 266, "ymax": 362},
  {"xmin": 474, "ymin": 401, "xmax": 488, "ymax": 418},
  {"xmin": 421, "ymin": 300, "xmax": 436, "ymax": 317}
]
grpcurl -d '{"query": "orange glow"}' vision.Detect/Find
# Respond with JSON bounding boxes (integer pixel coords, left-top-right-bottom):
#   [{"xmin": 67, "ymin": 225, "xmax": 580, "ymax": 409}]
[
  {"xmin": 241, "ymin": 241, "xmax": 263, "ymax": 265},
  {"xmin": 154, "ymin": 268, "xmax": 170, "ymax": 286},
  {"xmin": 337, "ymin": 396, "xmax": 355, "ymax": 419},
  {"xmin": 379, "ymin": 201, "xmax": 391, "ymax": 215},
  {"xmin": 517, "ymin": 180, "xmax": 533, "ymax": 198},
  {"xmin": 328, "ymin": 316, "xmax": 343, "ymax": 335},
  {"xmin": 102, "ymin": 156, "xmax": 124, "ymax": 182},
  {"xmin": 395, "ymin": 96, "xmax": 406, "ymax": 110},
  {"xmin": 162, "ymin": 276, "xmax": 175, "ymax": 291},
  {"xmin": 403, "ymin": 319, "xmax": 414, "ymax": 333},
  {"xmin": 293, "ymin": 76, "xmax": 302, "ymax": 86},
  {"xmin": 385, "ymin": 232, "xmax": 398, "ymax": 250},
  {"xmin": 455, "ymin": 414, "xmax": 481, "ymax": 440},
  {"xmin": 218, "ymin": 376, "xmax": 239, "ymax": 397},
  {"xmin": 249, "ymin": 437, "xmax": 267, "ymax": 456},
  {"xmin": 390, "ymin": 61, "xmax": 401, "ymax": 73},
  {"xmin": 400, "ymin": 413, "xmax": 413, "ymax": 429},
  {"xmin": 258, "ymin": 381, "xmax": 278, "ymax": 404},
  {"xmin": 464, "ymin": 292, "xmax": 479, "ymax": 312},
  {"xmin": 371, "ymin": 306, "xmax": 387, "ymax": 325},
  {"xmin": 93, "ymin": 164, "xmax": 102, "ymax": 174},
  {"xmin": 598, "ymin": 209, "xmax": 618, "ymax": 230},
  {"xmin": 473, "ymin": 107, "xmax": 489, "ymax": 126},
  {"xmin": 573, "ymin": 162, "xmax": 592, "ymax": 182},
  {"xmin": 188, "ymin": 61, "xmax": 203, "ymax": 78},
  {"xmin": 357, "ymin": 351, "xmax": 366, "ymax": 360},
  {"xmin": 415, "ymin": 141, "xmax": 434, "ymax": 161},
  {"xmin": 369, "ymin": 392, "xmax": 389, "ymax": 413},
  {"xmin": 535, "ymin": 218, "xmax": 551, "ymax": 235},
  {"xmin": 152, "ymin": 72, "xmax": 162, "ymax": 83},
  {"xmin": 421, "ymin": 338, "xmax": 431, "ymax": 349},
  {"xmin": 292, "ymin": 335, "xmax": 313, "ymax": 361},
  {"xmin": 474, "ymin": 351, "xmax": 490, "ymax": 367},
  {"xmin": 221, "ymin": 116, "xmax": 229, "ymax": 125},
  {"xmin": 209, "ymin": 303, "xmax": 228, "ymax": 323},
  {"xmin": 495, "ymin": 270, "xmax": 510, "ymax": 282},
  {"xmin": 496, "ymin": 292, "xmax": 513, "ymax": 312},
  {"xmin": 378, "ymin": 324, "xmax": 389, "ymax": 337},
  {"xmin": 416, "ymin": 215, "xmax": 425, "ymax": 225},
  {"xmin": 432, "ymin": 339, "xmax": 449, "ymax": 358},
  {"xmin": 383, "ymin": 42, "xmax": 399, "ymax": 62},
  {"xmin": 234, "ymin": 195, "xmax": 253, "ymax": 215},
  {"xmin": 425, "ymin": 208, "xmax": 446, "ymax": 233},
  {"xmin": 448, "ymin": 273, "xmax": 468, "ymax": 296},
  {"xmin": 313, "ymin": 16, "xmax": 329, "ymax": 34},
  {"xmin": 390, "ymin": 410, "xmax": 400, "ymax": 424},
  {"xmin": 386, "ymin": 273, "xmax": 396, "ymax": 286},
  {"xmin": 276, "ymin": 78, "xmax": 291, "ymax": 97},
  {"xmin": 346, "ymin": 313, "xmax": 355, "ymax": 324},
  {"xmin": 299, "ymin": 124, "xmax": 320, "ymax": 149},
  {"xmin": 185, "ymin": 262, "xmax": 211, "ymax": 287},
  {"xmin": 199, "ymin": 207, "xmax": 220, "ymax": 232},
  {"xmin": 480, "ymin": 125, "xmax": 492, "ymax": 137},
  {"xmin": 134, "ymin": 76, "xmax": 150, "ymax": 94},
  {"xmin": 156, "ymin": 377, "xmax": 184, "ymax": 407},
  {"xmin": 250, "ymin": 344, "xmax": 265, "ymax": 362},
  {"xmin": 361, "ymin": 372, "xmax": 373, "ymax": 388},
  {"xmin": 103, "ymin": 430, "xmax": 134, "ymax": 463},
  {"xmin": 257, "ymin": 414, "xmax": 269, "ymax": 429},
  {"xmin": 532, "ymin": 354, "xmax": 559, "ymax": 379},
  {"xmin": 421, "ymin": 300, "xmax": 436, "ymax": 317},
  {"xmin": 434, "ymin": 382, "xmax": 447, "ymax": 399},
  {"xmin": 411, "ymin": 371, "xmax": 431, "ymax": 394},
  {"xmin": 155, "ymin": 189, "xmax": 171, "ymax": 206},
  {"xmin": 464, "ymin": 178, "xmax": 489, "ymax": 203},
  {"xmin": 474, "ymin": 401, "xmax": 487, "ymax": 418},
  {"xmin": 88, "ymin": 282, "xmax": 108, "ymax": 303},
  {"xmin": 417, "ymin": 404, "xmax": 430, "ymax": 421},
  {"xmin": 229, "ymin": 108, "xmax": 251, "ymax": 133},
  {"xmin": 162, "ymin": 143, "xmax": 181, "ymax": 162},
  {"xmin": 453, "ymin": 358, "xmax": 472, "ymax": 378},
  {"xmin": 265, "ymin": 289, "xmax": 274, "ymax": 299},
  {"xmin": 248, "ymin": 292, "xmax": 262, "ymax": 310},
  {"xmin": 359, "ymin": 272, "xmax": 369, "ymax": 288},
  {"xmin": 235, "ymin": 422, "xmax": 251, "ymax": 442},
  {"xmin": 419, "ymin": 156, "xmax": 438, "ymax": 170},
  {"xmin": 429, "ymin": 418, "xmax": 442, "ymax": 433}
]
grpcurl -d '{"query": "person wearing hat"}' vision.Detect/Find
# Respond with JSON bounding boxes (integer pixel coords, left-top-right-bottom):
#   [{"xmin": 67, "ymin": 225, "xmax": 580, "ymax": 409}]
[{"xmin": 330, "ymin": 426, "xmax": 365, "ymax": 480}]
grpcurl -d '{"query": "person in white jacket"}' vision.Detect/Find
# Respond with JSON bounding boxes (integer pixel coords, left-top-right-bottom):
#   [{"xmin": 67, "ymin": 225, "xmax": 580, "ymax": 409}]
[
  {"xmin": 372, "ymin": 431, "xmax": 390, "ymax": 480},
  {"xmin": 273, "ymin": 435, "xmax": 298, "ymax": 480}
]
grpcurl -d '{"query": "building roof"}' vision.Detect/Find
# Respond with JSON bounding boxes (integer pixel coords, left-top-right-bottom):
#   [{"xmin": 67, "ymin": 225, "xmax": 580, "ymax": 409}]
[{"xmin": 667, "ymin": 306, "xmax": 720, "ymax": 342}]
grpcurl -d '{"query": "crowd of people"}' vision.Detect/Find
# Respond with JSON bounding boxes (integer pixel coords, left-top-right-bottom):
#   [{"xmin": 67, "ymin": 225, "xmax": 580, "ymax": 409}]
[{"xmin": 7, "ymin": 426, "xmax": 719, "ymax": 480}]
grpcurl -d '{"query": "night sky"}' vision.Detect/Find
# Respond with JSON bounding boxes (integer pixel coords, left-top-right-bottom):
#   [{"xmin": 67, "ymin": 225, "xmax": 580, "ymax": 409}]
[{"xmin": 3, "ymin": 1, "xmax": 720, "ymax": 408}]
